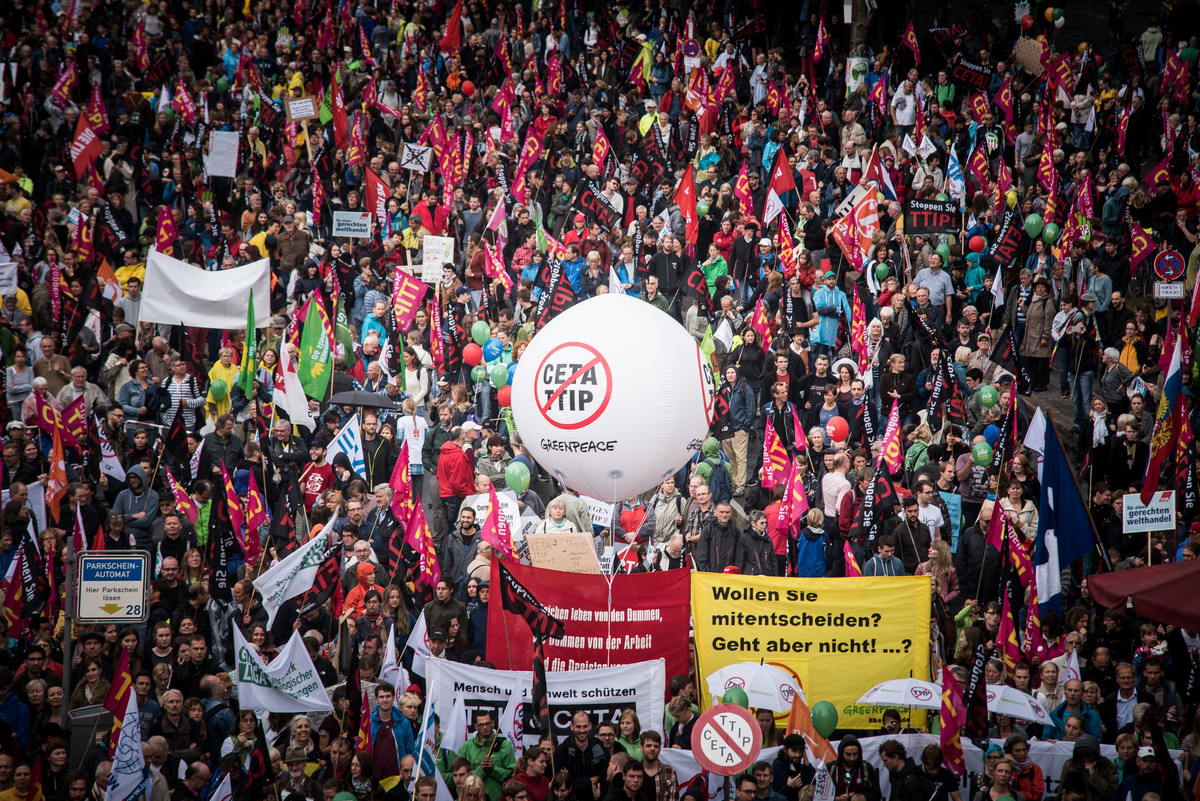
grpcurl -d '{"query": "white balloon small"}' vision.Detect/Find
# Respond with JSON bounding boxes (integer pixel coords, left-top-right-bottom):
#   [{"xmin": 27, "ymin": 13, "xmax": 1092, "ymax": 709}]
[{"xmin": 511, "ymin": 294, "xmax": 715, "ymax": 501}]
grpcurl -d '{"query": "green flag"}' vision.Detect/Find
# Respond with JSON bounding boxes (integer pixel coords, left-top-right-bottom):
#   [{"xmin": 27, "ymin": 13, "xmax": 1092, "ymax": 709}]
[
  {"xmin": 298, "ymin": 299, "xmax": 332, "ymax": 399},
  {"xmin": 318, "ymin": 96, "xmax": 333, "ymax": 125},
  {"xmin": 237, "ymin": 289, "xmax": 257, "ymax": 397}
]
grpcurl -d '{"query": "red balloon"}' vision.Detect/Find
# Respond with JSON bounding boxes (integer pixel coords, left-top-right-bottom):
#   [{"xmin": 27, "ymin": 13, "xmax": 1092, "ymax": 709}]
[
  {"xmin": 461, "ymin": 80, "xmax": 475, "ymax": 97},
  {"xmin": 1020, "ymin": 15, "xmax": 1034, "ymax": 31},
  {"xmin": 463, "ymin": 343, "xmax": 483, "ymax": 365},
  {"xmin": 497, "ymin": 385, "xmax": 512, "ymax": 407},
  {"xmin": 825, "ymin": 416, "xmax": 849, "ymax": 442},
  {"xmin": 969, "ymin": 235, "xmax": 986, "ymax": 253}
]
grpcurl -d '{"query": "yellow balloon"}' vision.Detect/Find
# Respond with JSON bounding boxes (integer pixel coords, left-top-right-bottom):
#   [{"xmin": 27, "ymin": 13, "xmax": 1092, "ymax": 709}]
[
  {"xmin": 1077, "ymin": 42, "xmax": 1088, "ymax": 54},
  {"xmin": 1044, "ymin": 7, "xmax": 1055, "ymax": 20},
  {"xmin": 1006, "ymin": 191, "xmax": 1018, "ymax": 209},
  {"xmin": 877, "ymin": 192, "xmax": 886, "ymax": 203},
  {"xmin": 1036, "ymin": 34, "xmax": 1046, "ymax": 43}
]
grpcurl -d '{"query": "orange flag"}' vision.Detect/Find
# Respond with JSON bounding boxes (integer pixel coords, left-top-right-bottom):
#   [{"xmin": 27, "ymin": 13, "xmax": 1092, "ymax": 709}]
[
  {"xmin": 784, "ymin": 691, "xmax": 837, "ymax": 763},
  {"xmin": 47, "ymin": 427, "xmax": 67, "ymax": 522}
]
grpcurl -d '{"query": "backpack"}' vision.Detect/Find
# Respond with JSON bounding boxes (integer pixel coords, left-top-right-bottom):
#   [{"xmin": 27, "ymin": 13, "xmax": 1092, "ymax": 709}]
[{"xmin": 702, "ymin": 457, "xmax": 733, "ymax": 504}]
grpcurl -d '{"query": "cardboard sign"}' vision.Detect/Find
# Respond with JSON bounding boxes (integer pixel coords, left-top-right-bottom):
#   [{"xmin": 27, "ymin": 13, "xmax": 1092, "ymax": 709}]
[
  {"xmin": 286, "ymin": 96, "xmax": 319, "ymax": 122},
  {"xmin": 524, "ymin": 532, "xmax": 601, "ymax": 574},
  {"xmin": 399, "ymin": 143, "xmax": 432, "ymax": 173},
  {"xmin": 906, "ymin": 198, "xmax": 963, "ymax": 235},
  {"xmin": 423, "ymin": 235, "xmax": 455, "ymax": 270},
  {"xmin": 332, "ymin": 211, "xmax": 372, "ymax": 238},
  {"xmin": 574, "ymin": 184, "xmax": 622, "ymax": 231},
  {"xmin": 1011, "ymin": 38, "xmax": 1047, "ymax": 76},
  {"xmin": 949, "ymin": 60, "xmax": 993, "ymax": 92}
]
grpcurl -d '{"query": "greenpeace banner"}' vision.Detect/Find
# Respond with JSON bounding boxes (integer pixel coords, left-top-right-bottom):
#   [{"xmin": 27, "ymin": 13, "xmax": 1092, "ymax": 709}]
[
  {"xmin": 252, "ymin": 531, "xmax": 330, "ymax": 625},
  {"xmin": 141, "ymin": 248, "xmax": 271, "ymax": 328},
  {"xmin": 691, "ymin": 575, "xmax": 930, "ymax": 729},
  {"xmin": 233, "ymin": 628, "xmax": 334, "ymax": 713},
  {"xmin": 425, "ymin": 657, "xmax": 665, "ymax": 745},
  {"xmin": 487, "ymin": 561, "xmax": 691, "ymax": 678}
]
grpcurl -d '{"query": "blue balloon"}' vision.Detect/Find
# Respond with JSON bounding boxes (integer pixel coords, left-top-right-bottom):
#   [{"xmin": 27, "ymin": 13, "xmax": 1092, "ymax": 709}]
[
  {"xmin": 482, "ymin": 338, "xmax": 504, "ymax": 362},
  {"xmin": 507, "ymin": 362, "xmax": 519, "ymax": 384}
]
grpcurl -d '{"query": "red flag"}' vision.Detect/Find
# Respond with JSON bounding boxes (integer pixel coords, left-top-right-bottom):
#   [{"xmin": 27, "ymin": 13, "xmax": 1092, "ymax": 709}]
[
  {"xmin": 1, "ymin": 551, "xmax": 25, "ymax": 639},
  {"xmin": 996, "ymin": 591, "xmax": 1022, "ymax": 672},
  {"xmin": 761, "ymin": 421, "xmax": 789, "ymax": 489},
  {"xmin": 776, "ymin": 459, "xmax": 810, "ymax": 536},
  {"xmin": 85, "ymin": 82, "xmax": 109, "ymax": 133},
  {"xmin": 245, "ymin": 472, "xmax": 269, "ymax": 549},
  {"xmin": 219, "ymin": 462, "xmax": 246, "ymax": 544},
  {"xmin": 901, "ymin": 22, "xmax": 920, "ymax": 64},
  {"xmin": 47, "ymin": 427, "xmax": 67, "ymax": 523},
  {"xmin": 734, "ymin": 163, "xmax": 754, "ymax": 217},
  {"xmin": 481, "ymin": 483, "xmax": 516, "ymax": 561},
  {"xmin": 440, "ymin": 0, "xmax": 464, "ymax": 53},
  {"xmin": 939, "ymin": 664, "xmax": 967, "ymax": 776},
  {"xmin": 69, "ymin": 115, "xmax": 103, "ymax": 181},
  {"xmin": 764, "ymin": 148, "xmax": 797, "ymax": 224},
  {"xmin": 404, "ymin": 502, "xmax": 441, "ymax": 587},
  {"xmin": 330, "ymin": 74, "xmax": 349, "ymax": 151},
  {"xmin": 71, "ymin": 505, "xmax": 87, "ymax": 555},
  {"xmin": 673, "ymin": 166, "xmax": 699, "ymax": 248},
  {"xmin": 814, "ymin": 18, "xmax": 829, "ymax": 62},
  {"xmin": 880, "ymin": 400, "xmax": 903, "ymax": 473},
  {"xmin": 166, "ymin": 470, "xmax": 199, "ymax": 525},
  {"xmin": 1143, "ymin": 156, "xmax": 1171, "ymax": 188},
  {"xmin": 1129, "ymin": 221, "xmax": 1157, "ymax": 271},
  {"xmin": 364, "ymin": 167, "xmax": 388, "ymax": 223},
  {"xmin": 843, "ymin": 540, "xmax": 862, "ymax": 577},
  {"xmin": 356, "ymin": 689, "xmax": 373, "ymax": 751}
]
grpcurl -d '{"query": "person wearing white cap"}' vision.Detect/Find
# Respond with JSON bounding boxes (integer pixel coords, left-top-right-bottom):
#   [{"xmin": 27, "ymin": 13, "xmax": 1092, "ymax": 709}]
[{"xmin": 1110, "ymin": 745, "xmax": 1168, "ymax": 801}]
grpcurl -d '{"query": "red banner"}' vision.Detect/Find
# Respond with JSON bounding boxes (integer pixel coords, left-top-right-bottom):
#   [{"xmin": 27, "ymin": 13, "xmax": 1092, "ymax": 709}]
[{"xmin": 487, "ymin": 561, "xmax": 691, "ymax": 681}]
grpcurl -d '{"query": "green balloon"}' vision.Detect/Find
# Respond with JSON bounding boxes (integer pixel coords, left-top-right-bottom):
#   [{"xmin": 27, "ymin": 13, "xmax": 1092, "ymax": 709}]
[
  {"xmin": 471, "ymin": 320, "xmax": 490, "ymax": 345},
  {"xmin": 810, "ymin": 701, "xmax": 839, "ymax": 738},
  {"xmin": 875, "ymin": 263, "xmax": 890, "ymax": 281},
  {"xmin": 505, "ymin": 462, "xmax": 531, "ymax": 494},
  {"xmin": 1052, "ymin": 7, "xmax": 1063, "ymax": 20},
  {"xmin": 209, "ymin": 379, "xmax": 228, "ymax": 400},
  {"xmin": 490, "ymin": 364, "xmax": 509, "ymax": 388},
  {"xmin": 721, "ymin": 687, "xmax": 750, "ymax": 708},
  {"xmin": 980, "ymin": 385, "xmax": 999, "ymax": 407},
  {"xmin": 163, "ymin": 107, "xmax": 175, "ymax": 123},
  {"xmin": 1043, "ymin": 222, "xmax": 1061, "ymax": 243},
  {"xmin": 972, "ymin": 441, "xmax": 994, "ymax": 466},
  {"xmin": 471, "ymin": 364, "xmax": 488, "ymax": 382},
  {"xmin": 215, "ymin": 76, "xmax": 229, "ymax": 92},
  {"xmin": 1024, "ymin": 213, "xmax": 1044, "ymax": 238},
  {"xmin": 935, "ymin": 193, "xmax": 950, "ymax": 202},
  {"xmin": 349, "ymin": 60, "xmax": 361, "ymax": 71},
  {"xmin": 935, "ymin": 243, "xmax": 952, "ymax": 263},
  {"xmin": 697, "ymin": 200, "xmax": 710, "ymax": 216}
]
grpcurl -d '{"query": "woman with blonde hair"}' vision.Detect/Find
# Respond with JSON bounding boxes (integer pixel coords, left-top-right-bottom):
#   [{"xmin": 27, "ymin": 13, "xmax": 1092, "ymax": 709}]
[
  {"xmin": 207, "ymin": 346, "xmax": 240, "ymax": 418},
  {"xmin": 535, "ymin": 500, "xmax": 579, "ymax": 533},
  {"xmin": 915, "ymin": 541, "xmax": 959, "ymax": 603}
]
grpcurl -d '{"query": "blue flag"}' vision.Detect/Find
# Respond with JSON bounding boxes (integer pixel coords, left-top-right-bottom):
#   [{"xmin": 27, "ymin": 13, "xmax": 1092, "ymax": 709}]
[{"xmin": 1034, "ymin": 429, "xmax": 1098, "ymax": 619}]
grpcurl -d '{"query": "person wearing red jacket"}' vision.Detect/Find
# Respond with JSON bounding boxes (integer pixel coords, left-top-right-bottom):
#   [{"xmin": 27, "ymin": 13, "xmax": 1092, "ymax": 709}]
[{"xmin": 437, "ymin": 425, "xmax": 478, "ymax": 528}]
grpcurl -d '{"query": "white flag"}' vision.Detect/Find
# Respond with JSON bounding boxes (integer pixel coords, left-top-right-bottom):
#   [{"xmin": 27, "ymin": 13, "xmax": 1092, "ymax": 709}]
[
  {"xmin": 608, "ymin": 266, "xmax": 627, "ymax": 295},
  {"xmin": 275, "ymin": 343, "xmax": 316, "ymax": 430},
  {"xmin": 498, "ymin": 677, "xmax": 529, "ymax": 752},
  {"xmin": 209, "ymin": 773, "xmax": 233, "ymax": 801},
  {"xmin": 252, "ymin": 531, "xmax": 330, "ymax": 625},
  {"xmin": 327, "ymin": 415, "xmax": 367, "ymax": 478},
  {"xmin": 901, "ymin": 134, "xmax": 917, "ymax": 155},
  {"xmin": 1064, "ymin": 648, "xmax": 1082, "ymax": 684},
  {"xmin": 991, "ymin": 262, "xmax": 1005, "ymax": 310},
  {"xmin": 1024, "ymin": 407, "xmax": 1047, "ymax": 480},
  {"xmin": 380, "ymin": 623, "xmax": 402, "ymax": 688},
  {"xmin": 441, "ymin": 695, "xmax": 469, "ymax": 753},
  {"xmin": 233, "ymin": 628, "xmax": 334, "ymax": 712},
  {"xmin": 918, "ymin": 134, "xmax": 937, "ymax": 159},
  {"xmin": 107, "ymin": 692, "xmax": 148, "ymax": 801},
  {"xmin": 405, "ymin": 612, "xmax": 433, "ymax": 677},
  {"xmin": 97, "ymin": 420, "xmax": 127, "ymax": 482}
]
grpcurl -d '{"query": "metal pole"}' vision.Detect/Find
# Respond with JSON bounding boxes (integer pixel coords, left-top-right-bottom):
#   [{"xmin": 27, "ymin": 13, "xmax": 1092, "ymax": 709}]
[{"xmin": 62, "ymin": 538, "xmax": 75, "ymax": 730}]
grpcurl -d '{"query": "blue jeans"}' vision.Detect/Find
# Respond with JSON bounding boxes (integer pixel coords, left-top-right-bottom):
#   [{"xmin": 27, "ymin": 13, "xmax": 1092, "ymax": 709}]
[{"xmin": 1070, "ymin": 370, "xmax": 1094, "ymax": 430}]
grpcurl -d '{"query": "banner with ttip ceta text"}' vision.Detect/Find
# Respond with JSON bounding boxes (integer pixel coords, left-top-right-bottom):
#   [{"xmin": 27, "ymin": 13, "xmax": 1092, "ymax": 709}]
[
  {"xmin": 691, "ymin": 575, "xmax": 931, "ymax": 730},
  {"xmin": 487, "ymin": 560, "xmax": 691, "ymax": 681}
]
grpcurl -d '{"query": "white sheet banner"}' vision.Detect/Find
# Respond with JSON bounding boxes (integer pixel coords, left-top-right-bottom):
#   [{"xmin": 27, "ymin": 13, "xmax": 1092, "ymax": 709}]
[
  {"xmin": 233, "ymin": 628, "xmax": 333, "ymax": 712},
  {"xmin": 252, "ymin": 531, "xmax": 330, "ymax": 625},
  {"xmin": 0, "ymin": 263, "xmax": 17, "ymax": 296},
  {"xmin": 206, "ymin": 130, "xmax": 240, "ymax": 177},
  {"xmin": 425, "ymin": 658, "xmax": 665, "ymax": 745},
  {"xmin": 141, "ymin": 248, "xmax": 271, "ymax": 328}
]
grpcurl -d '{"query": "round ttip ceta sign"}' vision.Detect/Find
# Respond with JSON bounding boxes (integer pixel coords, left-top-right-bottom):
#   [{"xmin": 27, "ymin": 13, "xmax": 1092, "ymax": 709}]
[{"xmin": 693, "ymin": 703, "xmax": 763, "ymax": 776}]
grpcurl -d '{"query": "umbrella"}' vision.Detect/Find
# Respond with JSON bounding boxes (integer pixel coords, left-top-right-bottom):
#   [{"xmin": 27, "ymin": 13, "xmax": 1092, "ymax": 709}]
[
  {"xmin": 704, "ymin": 662, "xmax": 805, "ymax": 712},
  {"xmin": 985, "ymin": 685, "xmax": 1051, "ymax": 724},
  {"xmin": 328, "ymin": 390, "xmax": 404, "ymax": 409},
  {"xmin": 855, "ymin": 678, "xmax": 942, "ymax": 710},
  {"xmin": 1087, "ymin": 560, "xmax": 1200, "ymax": 630}
]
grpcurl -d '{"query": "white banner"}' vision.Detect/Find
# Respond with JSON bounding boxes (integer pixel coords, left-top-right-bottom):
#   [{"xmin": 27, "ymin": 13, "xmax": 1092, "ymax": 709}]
[
  {"xmin": 332, "ymin": 211, "xmax": 372, "ymax": 238},
  {"xmin": 425, "ymin": 658, "xmax": 665, "ymax": 746},
  {"xmin": 1122, "ymin": 491, "xmax": 1176, "ymax": 533},
  {"xmin": 141, "ymin": 248, "xmax": 271, "ymax": 328},
  {"xmin": 252, "ymin": 531, "xmax": 330, "ymax": 625},
  {"xmin": 233, "ymin": 628, "xmax": 333, "ymax": 712},
  {"xmin": 579, "ymin": 495, "xmax": 615, "ymax": 528}
]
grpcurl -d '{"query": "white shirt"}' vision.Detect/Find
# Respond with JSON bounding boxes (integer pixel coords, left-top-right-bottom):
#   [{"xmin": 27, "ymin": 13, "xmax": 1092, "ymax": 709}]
[
  {"xmin": 918, "ymin": 503, "xmax": 944, "ymax": 539},
  {"xmin": 1115, "ymin": 689, "xmax": 1138, "ymax": 729},
  {"xmin": 821, "ymin": 471, "xmax": 852, "ymax": 517}
]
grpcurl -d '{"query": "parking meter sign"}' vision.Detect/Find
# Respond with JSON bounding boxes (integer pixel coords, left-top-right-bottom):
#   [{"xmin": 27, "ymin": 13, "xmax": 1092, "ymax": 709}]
[{"xmin": 693, "ymin": 704, "xmax": 763, "ymax": 776}]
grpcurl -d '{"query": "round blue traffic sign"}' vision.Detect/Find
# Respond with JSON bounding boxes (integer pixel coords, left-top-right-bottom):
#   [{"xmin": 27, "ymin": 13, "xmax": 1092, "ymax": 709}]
[{"xmin": 1155, "ymin": 249, "xmax": 1185, "ymax": 281}]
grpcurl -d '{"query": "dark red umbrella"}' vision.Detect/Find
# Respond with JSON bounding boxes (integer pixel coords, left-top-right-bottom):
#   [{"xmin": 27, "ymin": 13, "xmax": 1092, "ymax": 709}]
[{"xmin": 1087, "ymin": 560, "xmax": 1200, "ymax": 629}]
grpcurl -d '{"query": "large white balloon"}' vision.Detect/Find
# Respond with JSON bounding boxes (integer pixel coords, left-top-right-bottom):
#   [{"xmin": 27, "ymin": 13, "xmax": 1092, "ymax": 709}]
[{"xmin": 511, "ymin": 294, "xmax": 715, "ymax": 501}]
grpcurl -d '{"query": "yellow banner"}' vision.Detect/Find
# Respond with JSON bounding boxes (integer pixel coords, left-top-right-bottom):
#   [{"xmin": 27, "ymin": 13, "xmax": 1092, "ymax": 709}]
[{"xmin": 691, "ymin": 575, "xmax": 931, "ymax": 730}]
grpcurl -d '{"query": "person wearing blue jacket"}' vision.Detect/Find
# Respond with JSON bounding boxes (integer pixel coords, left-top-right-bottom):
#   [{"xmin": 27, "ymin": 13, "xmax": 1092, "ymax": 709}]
[
  {"xmin": 1044, "ymin": 679, "xmax": 1103, "ymax": 740},
  {"xmin": 370, "ymin": 682, "xmax": 417, "ymax": 776},
  {"xmin": 811, "ymin": 270, "xmax": 851, "ymax": 362},
  {"xmin": 716, "ymin": 366, "xmax": 757, "ymax": 496}
]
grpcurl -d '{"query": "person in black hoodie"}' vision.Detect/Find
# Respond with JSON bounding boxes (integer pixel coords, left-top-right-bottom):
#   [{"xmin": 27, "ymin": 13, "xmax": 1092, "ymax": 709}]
[
  {"xmin": 901, "ymin": 745, "xmax": 961, "ymax": 801},
  {"xmin": 739, "ymin": 511, "xmax": 778, "ymax": 576},
  {"xmin": 828, "ymin": 735, "xmax": 881, "ymax": 801}
]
